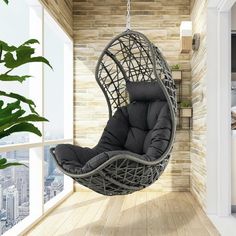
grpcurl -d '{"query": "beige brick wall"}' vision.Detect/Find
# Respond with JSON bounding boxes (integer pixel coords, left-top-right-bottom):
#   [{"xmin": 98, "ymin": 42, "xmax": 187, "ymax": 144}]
[
  {"xmin": 190, "ymin": 0, "xmax": 207, "ymax": 209},
  {"xmin": 73, "ymin": 0, "xmax": 192, "ymax": 191}
]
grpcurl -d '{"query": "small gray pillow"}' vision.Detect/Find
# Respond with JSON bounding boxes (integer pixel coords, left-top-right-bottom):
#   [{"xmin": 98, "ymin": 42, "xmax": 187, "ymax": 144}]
[{"xmin": 126, "ymin": 81, "xmax": 166, "ymax": 102}]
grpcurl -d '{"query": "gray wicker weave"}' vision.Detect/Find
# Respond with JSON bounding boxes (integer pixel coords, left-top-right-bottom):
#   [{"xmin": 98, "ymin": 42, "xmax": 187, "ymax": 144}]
[{"xmin": 50, "ymin": 30, "xmax": 176, "ymax": 196}]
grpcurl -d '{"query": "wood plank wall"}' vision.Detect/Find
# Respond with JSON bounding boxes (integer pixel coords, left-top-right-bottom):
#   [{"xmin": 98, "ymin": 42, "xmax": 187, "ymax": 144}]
[
  {"xmin": 190, "ymin": 0, "xmax": 207, "ymax": 210},
  {"xmin": 40, "ymin": 0, "xmax": 73, "ymax": 38}
]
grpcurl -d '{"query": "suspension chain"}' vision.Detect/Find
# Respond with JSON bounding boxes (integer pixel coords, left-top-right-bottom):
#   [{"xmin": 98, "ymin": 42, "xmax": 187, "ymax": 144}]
[{"xmin": 126, "ymin": 0, "xmax": 131, "ymax": 30}]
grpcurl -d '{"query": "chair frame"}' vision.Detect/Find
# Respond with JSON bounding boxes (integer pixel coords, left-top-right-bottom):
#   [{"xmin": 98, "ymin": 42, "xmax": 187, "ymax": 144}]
[{"xmin": 50, "ymin": 30, "xmax": 177, "ymax": 196}]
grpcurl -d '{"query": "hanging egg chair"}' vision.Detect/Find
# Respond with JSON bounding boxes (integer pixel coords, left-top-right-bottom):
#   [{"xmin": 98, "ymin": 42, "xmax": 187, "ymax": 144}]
[{"xmin": 50, "ymin": 1, "xmax": 177, "ymax": 196}]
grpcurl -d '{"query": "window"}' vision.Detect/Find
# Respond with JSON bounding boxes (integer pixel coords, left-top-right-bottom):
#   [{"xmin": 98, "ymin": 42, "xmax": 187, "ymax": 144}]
[
  {"xmin": 0, "ymin": 1, "xmax": 73, "ymax": 235},
  {"xmin": 44, "ymin": 12, "xmax": 65, "ymax": 140},
  {"xmin": 0, "ymin": 150, "xmax": 29, "ymax": 235},
  {"xmin": 0, "ymin": 0, "xmax": 31, "ymax": 145},
  {"xmin": 44, "ymin": 146, "xmax": 64, "ymax": 203}
]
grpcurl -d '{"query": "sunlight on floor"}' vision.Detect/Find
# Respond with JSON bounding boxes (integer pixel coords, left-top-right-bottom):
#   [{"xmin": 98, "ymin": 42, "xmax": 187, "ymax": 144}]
[{"xmin": 25, "ymin": 191, "xmax": 219, "ymax": 236}]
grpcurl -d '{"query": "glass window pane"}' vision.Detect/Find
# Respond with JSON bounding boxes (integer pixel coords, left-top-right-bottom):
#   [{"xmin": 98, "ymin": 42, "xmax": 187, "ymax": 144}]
[
  {"xmin": 44, "ymin": 146, "xmax": 64, "ymax": 203},
  {"xmin": 0, "ymin": 0, "xmax": 39, "ymax": 146},
  {"xmin": 0, "ymin": 150, "xmax": 29, "ymax": 235},
  {"xmin": 44, "ymin": 12, "xmax": 65, "ymax": 141}
]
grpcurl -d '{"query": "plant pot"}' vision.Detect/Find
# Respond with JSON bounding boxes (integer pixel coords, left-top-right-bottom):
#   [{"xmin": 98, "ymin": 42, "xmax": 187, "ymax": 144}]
[
  {"xmin": 180, "ymin": 107, "xmax": 192, "ymax": 117},
  {"xmin": 172, "ymin": 70, "xmax": 182, "ymax": 80}
]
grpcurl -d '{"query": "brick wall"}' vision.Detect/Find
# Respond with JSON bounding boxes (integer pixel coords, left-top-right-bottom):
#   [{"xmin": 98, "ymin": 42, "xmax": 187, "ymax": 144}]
[{"xmin": 73, "ymin": 0, "xmax": 192, "ymax": 191}]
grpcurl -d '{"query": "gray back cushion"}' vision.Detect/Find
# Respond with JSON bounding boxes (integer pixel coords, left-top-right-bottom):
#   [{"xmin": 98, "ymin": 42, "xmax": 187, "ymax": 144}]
[{"xmin": 95, "ymin": 99, "xmax": 172, "ymax": 160}]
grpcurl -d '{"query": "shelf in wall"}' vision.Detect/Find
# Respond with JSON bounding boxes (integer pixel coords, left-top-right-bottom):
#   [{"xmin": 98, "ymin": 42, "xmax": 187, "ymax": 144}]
[
  {"xmin": 172, "ymin": 68, "xmax": 192, "ymax": 130},
  {"xmin": 172, "ymin": 70, "xmax": 182, "ymax": 81},
  {"xmin": 180, "ymin": 107, "xmax": 192, "ymax": 118}
]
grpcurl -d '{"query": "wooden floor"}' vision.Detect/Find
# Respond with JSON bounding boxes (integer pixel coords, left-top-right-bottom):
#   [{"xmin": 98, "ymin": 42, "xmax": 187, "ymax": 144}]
[{"xmin": 25, "ymin": 191, "xmax": 220, "ymax": 236}]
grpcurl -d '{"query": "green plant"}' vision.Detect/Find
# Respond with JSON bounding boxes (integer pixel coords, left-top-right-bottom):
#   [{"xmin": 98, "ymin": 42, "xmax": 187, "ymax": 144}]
[
  {"xmin": 180, "ymin": 100, "xmax": 192, "ymax": 108},
  {"xmin": 0, "ymin": 1, "xmax": 52, "ymax": 169},
  {"xmin": 171, "ymin": 64, "xmax": 181, "ymax": 70}
]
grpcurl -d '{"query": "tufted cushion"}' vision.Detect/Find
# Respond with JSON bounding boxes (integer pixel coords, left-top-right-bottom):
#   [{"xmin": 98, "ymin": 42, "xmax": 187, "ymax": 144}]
[
  {"xmin": 54, "ymin": 82, "xmax": 172, "ymax": 170},
  {"xmin": 95, "ymin": 100, "xmax": 171, "ymax": 157}
]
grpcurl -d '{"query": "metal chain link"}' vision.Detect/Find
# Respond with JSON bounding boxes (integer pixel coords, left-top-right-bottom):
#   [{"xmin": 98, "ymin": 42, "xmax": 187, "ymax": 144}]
[{"xmin": 126, "ymin": 0, "xmax": 131, "ymax": 30}]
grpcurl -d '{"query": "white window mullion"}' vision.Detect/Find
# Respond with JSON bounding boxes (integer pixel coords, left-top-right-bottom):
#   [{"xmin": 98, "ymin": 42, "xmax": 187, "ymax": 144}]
[
  {"xmin": 29, "ymin": 4, "xmax": 44, "ymax": 218},
  {"xmin": 64, "ymin": 42, "xmax": 74, "ymax": 141},
  {"xmin": 63, "ymin": 41, "xmax": 74, "ymax": 191}
]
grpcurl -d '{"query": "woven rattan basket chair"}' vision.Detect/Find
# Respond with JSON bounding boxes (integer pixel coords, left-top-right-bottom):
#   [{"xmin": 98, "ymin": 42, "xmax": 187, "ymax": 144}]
[{"xmin": 50, "ymin": 30, "xmax": 177, "ymax": 196}]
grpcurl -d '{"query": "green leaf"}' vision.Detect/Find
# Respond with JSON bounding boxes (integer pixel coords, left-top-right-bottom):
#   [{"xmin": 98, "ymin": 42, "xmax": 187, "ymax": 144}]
[
  {"xmin": 25, "ymin": 56, "xmax": 52, "ymax": 69},
  {"xmin": 0, "ymin": 109, "xmax": 26, "ymax": 128},
  {"xmin": 21, "ymin": 39, "xmax": 39, "ymax": 46},
  {"xmin": 0, "ymin": 157, "xmax": 28, "ymax": 170},
  {"xmin": 0, "ymin": 99, "xmax": 48, "ymax": 139},
  {"xmin": 0, "ymin": 112, "xmax": 49, "ymax": 132},
  {"xmin": 2, "ymin": 0, "xmax": 9, "ymax": 4},
  {"xmin": 3, "ymin": 45, "xmax": 52, "ymax": 69},
  {"xmin": 0, "ymin": 40, "xmax": 16, "ymax": 52},
  {"xmin": 18, "ymin": 114, "xmax": 48, "ymax": 123},
  {"xmin": 0, "ymin": 100, "xmax": 3, "ymax": 109},
  {"xmin": 0, "ymin": 74, "xmax": 31, "ymax": 83},
  {"xmin": 0, "ymin": 91, "xmax": 37, "ymax": 114},
  {"xmin": 0, "ymin": 92, "xmax": 35, "ymax": 106},
  {"xmin": 0, "ymin": 158, "xmax": 7, "ymax": 165},
  {"xmin": 0, "ymin": 122, "xmax": 42, "ymax": 139},
  {"xmin": 0, "ymin": 100, "xmax": 21, "ymax": 117}
]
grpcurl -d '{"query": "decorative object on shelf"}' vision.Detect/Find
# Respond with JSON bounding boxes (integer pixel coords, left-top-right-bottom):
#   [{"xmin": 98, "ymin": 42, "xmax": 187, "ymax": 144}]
[
  {"xmin": 178, "ymin": 99, "xmax": 192, "ymax": 130},
  {"xmin": 180, "ymin": 100, "xmax": 192, "ymax": 117},
  {"xmin": 180, "ymin": 21, "xmax": 192, "ymax": 53},
  {"xmin": 192, "ymin": 33, "xmax": 201, "ymax": 51},
  {"xmin": 180, "ymin": 99, "xmax": 191, "ymax": 108},
  {"xmin": 51, "ymin": 0, "xmax": 177, "ymax": 196},
  {"xmin": 180, "ymin": 21, "xmax": 201, "ymax": 53},
  {"xmin": 180, "ymin": 107, "xmax": 192, "ymax": 117},
  {"xmin": 171, "ymin": 64, "xmax": 180, "ymax": 70},
  {"xmin": 0, "ymin": 0, "xmax": 52, "ymax": 169},
  {"xmin": 171, "ymin": 64, "xmax": 182, "ymax": 80}
]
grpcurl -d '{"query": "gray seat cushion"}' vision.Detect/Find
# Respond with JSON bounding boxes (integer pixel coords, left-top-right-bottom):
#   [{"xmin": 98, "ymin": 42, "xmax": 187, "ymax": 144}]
[{"xmin": 54, "ymin": 81, "xmax": 172, "ymax": 173}]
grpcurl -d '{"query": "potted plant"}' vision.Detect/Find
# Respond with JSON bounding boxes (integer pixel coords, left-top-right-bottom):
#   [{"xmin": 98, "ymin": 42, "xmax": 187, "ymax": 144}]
[
  {"xmin": 0, "ymin": 0, "xmax": 52, "ymax": 169},
  {"xmin": 171, "ymin": 64, "xmax": 182, "ymax": 80},
  {"xmin": 179, "ymin": 100, "xmax": 192, "ymax": 117}
]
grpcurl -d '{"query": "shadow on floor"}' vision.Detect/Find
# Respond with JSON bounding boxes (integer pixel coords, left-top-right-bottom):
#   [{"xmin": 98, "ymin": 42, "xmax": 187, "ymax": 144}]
[{"xmin": 57, "ymin": 192, "xmax": 200, "ymax": 236}]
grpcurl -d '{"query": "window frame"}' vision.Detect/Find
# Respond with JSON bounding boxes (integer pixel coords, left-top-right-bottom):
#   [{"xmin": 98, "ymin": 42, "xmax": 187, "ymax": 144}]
[{"xmin": 0, "ymin": 1, "xmax": 74, "ymax": 235}]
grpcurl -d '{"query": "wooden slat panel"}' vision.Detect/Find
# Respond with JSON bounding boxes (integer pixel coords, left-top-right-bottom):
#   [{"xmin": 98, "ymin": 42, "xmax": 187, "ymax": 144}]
[
  {"xmin": 40, "ymin": 0, "xmax": 73, "ymax": 38},
  {"xmin": 190, "ymin": 0, "xmax": 208, "ymax": 210}
]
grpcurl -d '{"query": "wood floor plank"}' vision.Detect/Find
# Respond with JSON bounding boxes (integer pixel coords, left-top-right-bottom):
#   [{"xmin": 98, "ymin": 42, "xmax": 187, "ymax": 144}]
[
  {"xmin": 184, "ymin": 192, "xmax": 220, "ymax": 236},
  {"xmin": 113, "ymin": 193, "xmax": 137, "ymax": 236},
  {"xmin": 166, "ymin": 192, "xmax": 211, "ymax": 236},
  {"xmin": 146, "ymin": 192, "xmax": 163, "ymax": 236},
  {"xmin": 85, "ymin": 195, "xmax": 111, "ymax": 236},
  {"xmin": 54, "ymin": 192, "xmax": 106, "ymax": 236},
  {"xmin": 158, "ymin": 193, "xmax": 178, "ymax": 236},
  {"xmin": 24, "ymin": 191, "xmax": 220, "ymax": 236},
  {"xmin": 100, "ymin": 196, "xmax": 125, "ymax": 236},
  {"xmin": 131, "ymin": 191, "xmax": 147, "ymax": 236},
  {"xmin": 25, "ymin": 193, "xmax": 87, "ymax": 236}
]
